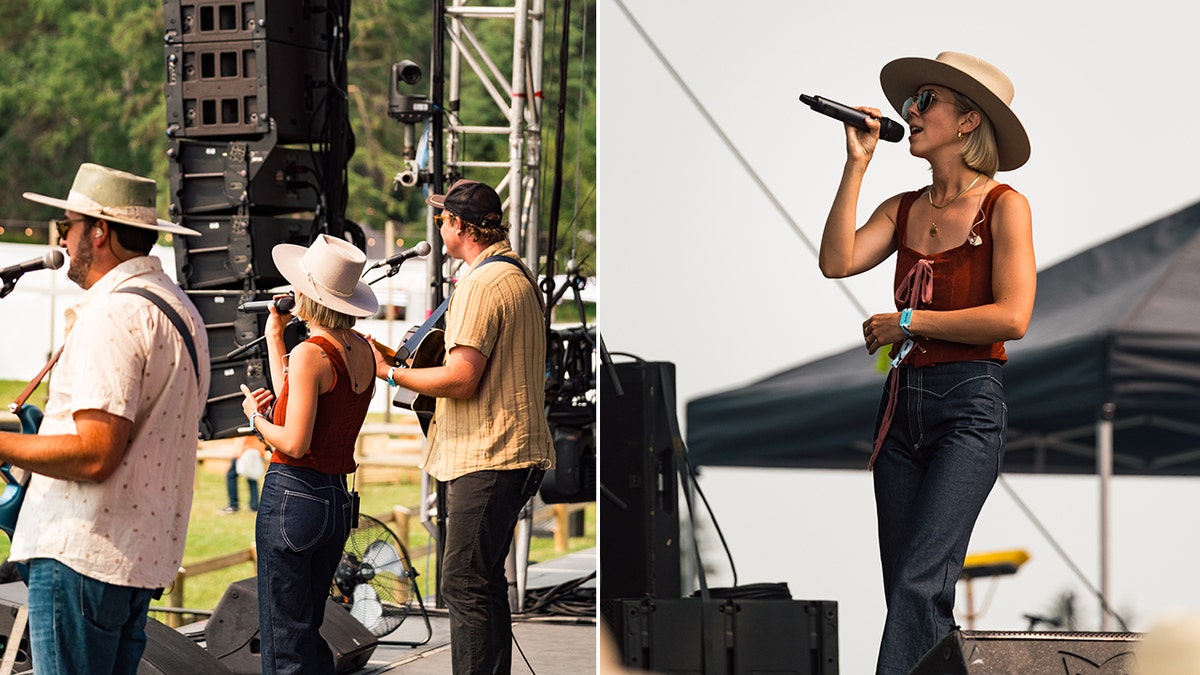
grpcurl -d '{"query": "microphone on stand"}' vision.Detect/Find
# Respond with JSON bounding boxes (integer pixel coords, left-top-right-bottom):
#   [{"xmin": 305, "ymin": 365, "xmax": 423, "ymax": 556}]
[
  {"xmin": 799, "ymin": 94, "xmax": 906, "ymax": 142},
  {"xmin": 0, "ymin": 249, "xmax": 65, "ymax": 279},
  {"xmin": 238, "ymin": 295, "xmax": 295, "ymax": 314},
  {"xmin": 367, "ymin": 241, "xmax": 431, "ymax": 271}
]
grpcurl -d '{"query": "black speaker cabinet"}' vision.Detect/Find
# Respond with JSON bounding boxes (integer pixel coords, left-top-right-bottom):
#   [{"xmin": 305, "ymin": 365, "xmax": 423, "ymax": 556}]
[
  {"xmin": 600, "ymin": 360, "xmax": 682, "ymax": 600},
  {"xmin": 603, "ymin": 597, "xmax": 839, "ymax": 675},
  {"xmin": 138, "ymin": 619, "xmax": 231, "ymax": 674},
  {"xmin": 910, "ymin": 629, "xmax": 1141, "ymax": 675},
  {"xmin": 205, "ymin": 577, "xmax": 376, "ymax": 674}
]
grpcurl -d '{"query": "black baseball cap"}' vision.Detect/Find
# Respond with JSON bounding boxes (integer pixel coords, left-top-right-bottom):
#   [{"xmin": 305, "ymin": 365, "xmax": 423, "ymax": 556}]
[{"xmin": 426, "ymin": 179, "xmax": 502, "ymax": 226}]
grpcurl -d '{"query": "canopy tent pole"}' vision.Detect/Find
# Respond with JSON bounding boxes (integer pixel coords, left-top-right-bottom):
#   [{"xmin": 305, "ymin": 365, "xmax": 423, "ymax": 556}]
[{"xmin": 1098, "ymin": 402, "xmax": 1115, "ymax": 631}]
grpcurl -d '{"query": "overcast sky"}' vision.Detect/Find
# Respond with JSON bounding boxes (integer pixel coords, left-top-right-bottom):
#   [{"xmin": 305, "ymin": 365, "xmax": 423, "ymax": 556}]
[{"xmin": 597, "ymin": 1, "xmax": 1200, "ymax": 671}]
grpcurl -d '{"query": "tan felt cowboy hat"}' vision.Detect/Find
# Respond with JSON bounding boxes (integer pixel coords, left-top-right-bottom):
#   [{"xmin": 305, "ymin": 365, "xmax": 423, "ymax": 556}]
[
  {"xmin": 880, "ymin": 51, "xmax": 1030, "ymax": 172},
  {"xmin": 23, "ymin": 162, "xmax": 200, "ymax": 236},
  {"xmin": 272, "ymin": 234, "xmax": 378, "ymax": 318}
]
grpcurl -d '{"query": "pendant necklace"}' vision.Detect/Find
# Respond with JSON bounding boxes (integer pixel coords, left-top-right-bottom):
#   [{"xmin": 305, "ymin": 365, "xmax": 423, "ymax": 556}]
[{"xmin": 927, "ymin": 172, "xmax": 982, "ymax": 237}]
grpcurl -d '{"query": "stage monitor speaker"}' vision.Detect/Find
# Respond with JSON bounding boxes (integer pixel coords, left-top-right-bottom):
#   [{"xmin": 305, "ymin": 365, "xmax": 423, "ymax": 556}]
[
  {"xmin": 205, "ymin": 577, "xmax": 376, "ymax": 675},
  {"xmin": 910, "ymin": 629, "xmax": 1141, "ymax": 675},
  {"xmin": 602, "ymin": 597, "xmax": 839, "ymax": 675},
  {"xmin": 599, "ymin": 360, "xmax": 680, "ymax": 600},
  {"xmin": 0, "ymin": 582, "xmax": 231, "ymax": 675},
  {"xmin": 138, "ymin": 618, "xmax": 231, "ymax": 674}
]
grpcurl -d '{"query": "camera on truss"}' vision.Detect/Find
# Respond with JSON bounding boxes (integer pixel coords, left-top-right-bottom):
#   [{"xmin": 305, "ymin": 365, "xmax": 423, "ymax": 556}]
[{"xmin": 387, "ymin": 60, "xmax": 433, "ymax": 125}]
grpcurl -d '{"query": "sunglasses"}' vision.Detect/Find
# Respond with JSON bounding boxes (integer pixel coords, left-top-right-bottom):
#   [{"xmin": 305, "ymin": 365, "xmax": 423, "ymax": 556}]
[
  {"xmin": 52, "ymin": 217, "xmax": 90, "ymax": 240},
  {"xmin": 901, "ymin": 89, "xmax": 939, "ymax": 121},
  {"xmin": 434, "ymin": 213, "xmax": 454, "ymax": 227}
]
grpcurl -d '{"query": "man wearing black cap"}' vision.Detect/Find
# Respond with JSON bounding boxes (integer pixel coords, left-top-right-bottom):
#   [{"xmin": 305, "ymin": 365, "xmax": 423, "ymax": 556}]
[{"xmin": 374, "ymin": 179, "xmax": 555, "ymax": 675}]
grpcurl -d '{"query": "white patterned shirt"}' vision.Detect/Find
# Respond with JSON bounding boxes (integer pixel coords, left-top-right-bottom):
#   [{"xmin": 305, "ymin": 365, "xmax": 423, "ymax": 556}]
[{"xmin": 9, "ymin": 256, "xmax": 210, "ymax": 589}]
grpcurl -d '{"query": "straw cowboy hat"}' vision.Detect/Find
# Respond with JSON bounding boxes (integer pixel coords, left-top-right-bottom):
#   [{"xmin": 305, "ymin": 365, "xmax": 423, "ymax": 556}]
[
  {"xmin": 880, "ymin": 51, "xmax": 1030, "ymax": 171},
  {"xmin": 23, "ymin": 162, "xmax": 199, "ymax": 236},
  {"xmin": 272, "ymin": 234, "xmax": 378, "ymax": 318}
]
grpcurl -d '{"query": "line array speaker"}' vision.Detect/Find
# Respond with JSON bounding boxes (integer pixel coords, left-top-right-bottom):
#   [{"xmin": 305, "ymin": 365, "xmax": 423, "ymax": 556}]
[{"xmin": 910, "ymin": 628, "xmax": 1141, "ymax": 675}]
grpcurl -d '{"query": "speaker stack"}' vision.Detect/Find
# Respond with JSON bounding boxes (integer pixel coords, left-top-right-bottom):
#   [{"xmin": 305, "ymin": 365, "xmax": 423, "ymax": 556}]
[
  {"xmin": 910, "ymin": 628, "xmax": 1141, "ymax": 674},
  {"xmin": 163, "ymin": 0, "xmax": 346, "ymax": 439}
]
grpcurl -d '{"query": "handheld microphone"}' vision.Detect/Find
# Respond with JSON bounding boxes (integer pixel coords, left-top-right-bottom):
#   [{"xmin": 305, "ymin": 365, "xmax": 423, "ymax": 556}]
[
  {"xmin": 238, "ymin": 295, "xmax": 295, "ymax": 314},
  {"xmin": 799, "ymin": 94, "xmax": 905, "ymax": 143},
  {"xmin": 369, "ymin": 241, "xmax": 432, "ymax": 270},
  {"xmin": 0, "ymin": 249, "xmax": 65, "ymax": 279}
]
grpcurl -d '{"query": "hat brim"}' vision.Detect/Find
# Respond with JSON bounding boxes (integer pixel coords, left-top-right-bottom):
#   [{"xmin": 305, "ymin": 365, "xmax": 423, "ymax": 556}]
[
  {"xmin": 272, "ymin": 243, "xmax": 379, "ymax": 318},
  {"xmin": 22, "ymin": 192, "xmax": 201, "ymax": 236},
  {"xmin": 425, "ymin": 192, "xmax": 447, "ymax": 210},
  {"xmin": 880, "ymin": 57, "xmax": 1030, "ymax": 172}
]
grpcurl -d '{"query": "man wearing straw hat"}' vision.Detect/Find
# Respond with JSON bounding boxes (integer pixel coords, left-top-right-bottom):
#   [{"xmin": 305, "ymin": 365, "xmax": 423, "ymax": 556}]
[
  {"xmin": 0, "ymin": 163, "xmax": 209, "ymax": 674},
  {"xmin": 374, "ymin": 180, "xmax": 555, "ymax": 675}
]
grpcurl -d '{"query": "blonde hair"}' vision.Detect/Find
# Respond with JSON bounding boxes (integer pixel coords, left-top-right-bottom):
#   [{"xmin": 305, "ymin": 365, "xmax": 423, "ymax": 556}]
[
  {"xmin": 295, "ymin": 294, "xmax": 356, "ymax": 330},
  {"xmin": 951, "ymin": 92, "xmax": 1000, "ymax": 178}
]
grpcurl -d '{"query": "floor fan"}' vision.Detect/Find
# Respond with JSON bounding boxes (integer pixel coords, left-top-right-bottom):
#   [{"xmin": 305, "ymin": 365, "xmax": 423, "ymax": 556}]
[{"xmin": 331, "ymin": 513, "xmax": 432, "ymax": 646}]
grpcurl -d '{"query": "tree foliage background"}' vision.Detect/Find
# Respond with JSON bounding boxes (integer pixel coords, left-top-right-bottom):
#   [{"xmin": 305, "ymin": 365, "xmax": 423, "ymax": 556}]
[{"xmin": 0, "ymin": 0, "xmax": 595, "ymax": 277}]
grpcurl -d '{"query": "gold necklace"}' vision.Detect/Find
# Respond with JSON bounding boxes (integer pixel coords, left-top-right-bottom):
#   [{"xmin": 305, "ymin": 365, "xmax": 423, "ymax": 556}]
[{"xmin": 927, "ymin": 172, "xmax": 982, "ymax": 237}]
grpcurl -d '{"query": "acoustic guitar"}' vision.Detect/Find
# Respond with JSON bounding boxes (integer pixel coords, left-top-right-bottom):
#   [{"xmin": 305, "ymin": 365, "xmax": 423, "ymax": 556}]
[
  {"xmin": 0, "ymin": 404, "xmax": 42, "ymax": 540},
  {"xmin": 369, "ymin": 325, "xmax": 445, "ymax": 436}
]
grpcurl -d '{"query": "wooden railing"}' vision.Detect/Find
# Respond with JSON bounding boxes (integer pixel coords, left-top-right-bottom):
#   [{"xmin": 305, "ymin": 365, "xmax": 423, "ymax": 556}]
[{"xmin": 154, "ymin": 502, "xmax": 589, "ymax": 627}]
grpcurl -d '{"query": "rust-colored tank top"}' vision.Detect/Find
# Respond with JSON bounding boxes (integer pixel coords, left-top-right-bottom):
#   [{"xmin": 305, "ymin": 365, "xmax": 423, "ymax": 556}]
[
  {"xmin": 891, "ymin": 183, "xmax": 1013, "ymax": 367},
  {"xmin": 270, "ymin": 335, "xmax": 372, "ymax": 475}
]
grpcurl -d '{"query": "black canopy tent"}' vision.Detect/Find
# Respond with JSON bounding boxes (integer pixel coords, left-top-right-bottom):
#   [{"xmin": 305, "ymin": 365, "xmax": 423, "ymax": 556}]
[
  {"xmin": 688, "ymin": 200, "xmax": 1200, "ymax": 474},
  {"xmin": 686, "ymin": 200, "xmax": 1200, "ymax": 626}
]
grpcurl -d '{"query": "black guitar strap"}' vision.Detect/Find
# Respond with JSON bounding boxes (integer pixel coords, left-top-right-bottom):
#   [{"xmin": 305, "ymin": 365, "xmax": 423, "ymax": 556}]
[
  {"xmin": 115, "ymin": 287, "xmax": 201, "ymax": 385},
  {"xmin": 395, "ymin": 254, "xmax": 536, "ymax": 363}
]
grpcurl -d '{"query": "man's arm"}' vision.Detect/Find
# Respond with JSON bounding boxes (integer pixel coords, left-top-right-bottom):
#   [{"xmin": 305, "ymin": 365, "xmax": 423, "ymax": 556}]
[
  {"xmin": 0, "ymin": 409, "xmax": 132, "ymax": 482},
  {"xmin": 377, "ymin": 345, "xmax": 488, "ymax": 400}
]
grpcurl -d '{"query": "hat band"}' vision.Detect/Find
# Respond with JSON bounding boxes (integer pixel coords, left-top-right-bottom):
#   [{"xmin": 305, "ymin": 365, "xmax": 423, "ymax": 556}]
[
  {"xmin": 67, "ymin": 189, "xmax": 158, "ymax": 226},
  {"xmin": 301, "ymin": 259, "xmax": 355, "ymax": 306}
]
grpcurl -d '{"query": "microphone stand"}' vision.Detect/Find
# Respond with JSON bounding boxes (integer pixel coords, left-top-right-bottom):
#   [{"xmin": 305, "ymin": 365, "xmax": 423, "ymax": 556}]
[
  {"xmin": 0, "ymin": 271, "xmax": 24, "ymax": 299},
  {"xmin": 226, "ymin": 254, "xmax": 423, "ymax": 361}
]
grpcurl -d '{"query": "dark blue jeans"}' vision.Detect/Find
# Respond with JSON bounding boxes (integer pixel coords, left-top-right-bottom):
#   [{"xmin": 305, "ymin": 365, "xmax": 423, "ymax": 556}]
[
  {"xmin": 871, "ymin": 360, "xmax": 1006, "ymax": 675},
  {"xmin": 441, "ymin": 469, "xmax": 532, "ymax": 675},
  {"xmin": 255, "ymin": 464, "xmax": 352, "ymax": 674},
  {"xmin": 226, "ymin": 459, "xmax": 259, "ymax": 510},
  {"xmin": 25, "ymin": 558, "xmax": 158, "ymax": 675}
]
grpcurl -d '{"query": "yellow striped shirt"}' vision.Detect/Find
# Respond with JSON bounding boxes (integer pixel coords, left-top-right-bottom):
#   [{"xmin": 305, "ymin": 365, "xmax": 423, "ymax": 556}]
[{"xmin": 421, "ymin": 242, "xmax": 555, "ymax": 480}]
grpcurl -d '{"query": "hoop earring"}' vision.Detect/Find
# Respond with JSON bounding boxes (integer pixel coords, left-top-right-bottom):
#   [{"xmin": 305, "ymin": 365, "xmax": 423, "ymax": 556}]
[{"xmin": 957, "ymin": 130, "xmax": 964, "ymax": 141}]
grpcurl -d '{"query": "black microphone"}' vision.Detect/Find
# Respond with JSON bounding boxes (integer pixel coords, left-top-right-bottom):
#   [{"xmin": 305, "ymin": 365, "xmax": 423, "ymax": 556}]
[
  {"xmin": 368, "ymin": 241, "xmax": 432, "ymax": 270},
  {"xmin": 0, "ymin": 249, "xmax": 65, "ymax": 279},
  {"xmin": 238, "ymin": 295, "xmax": 295, "ymax": 314},
  {"xmin": 800, "ymin": 94, "xmax": 906, "ymax": 142}
]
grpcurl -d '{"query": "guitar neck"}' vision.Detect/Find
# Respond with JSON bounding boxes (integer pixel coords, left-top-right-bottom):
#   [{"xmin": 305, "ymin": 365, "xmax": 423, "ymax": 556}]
[{"xmin": 356, "ymin": 331, "xmax": 397, "ymax": 364}]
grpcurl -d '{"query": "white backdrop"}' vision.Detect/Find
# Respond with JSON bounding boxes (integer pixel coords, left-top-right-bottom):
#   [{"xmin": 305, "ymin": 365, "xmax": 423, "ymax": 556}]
[{"xmin": 597, "ymin": 1, "xmax": 1200, "ymax": 672}]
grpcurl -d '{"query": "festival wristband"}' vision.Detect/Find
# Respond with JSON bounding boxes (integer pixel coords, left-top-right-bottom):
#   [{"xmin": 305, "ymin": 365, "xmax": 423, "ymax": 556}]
[
  {"xmin": 899, "ymin": 308, "xmax": 914, "ymax": 337},
  {"xmin": 386, "ymin": 366, "xmax": 397, "ymax": 388}
]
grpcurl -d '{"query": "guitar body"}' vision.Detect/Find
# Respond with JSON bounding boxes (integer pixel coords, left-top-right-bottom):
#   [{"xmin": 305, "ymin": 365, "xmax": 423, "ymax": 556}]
[
  {"xmin": 0, "ymin": 404, "xmax": 42, "ymax": 539},
  {"xmin": 389, "ymin": 328, "xmax": 445, "ymax": 436}
]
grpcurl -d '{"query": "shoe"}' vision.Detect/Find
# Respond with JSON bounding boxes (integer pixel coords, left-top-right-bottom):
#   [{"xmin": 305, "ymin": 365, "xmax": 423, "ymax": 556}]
[{"xmin": 219, "ymin": 506, "xmax": 238, "ymax": 515}]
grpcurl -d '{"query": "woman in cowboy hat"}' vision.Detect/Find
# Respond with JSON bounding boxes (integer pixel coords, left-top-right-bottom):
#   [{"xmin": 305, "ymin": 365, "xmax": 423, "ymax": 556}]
[
  {"xmin": 817, "ymin": 52, "xmax": 1036, "ymax": 674},
  {"xmin": 239, "ymin": 234, "xmax": 378, "ymax": 674}
]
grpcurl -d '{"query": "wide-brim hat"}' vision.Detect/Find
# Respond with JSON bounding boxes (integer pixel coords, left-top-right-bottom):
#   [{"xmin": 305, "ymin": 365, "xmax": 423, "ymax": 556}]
[
  {"xmin": 272, "ymin": 234, "xmax": 378, "ymax": 318},
  {"xmin": 426, "ymin": 179, "xmax": 503, "ymax": 227},
  {"xmin": 880, "ymin": 51, "xmax": 1030, "ymax": 172},
  {"xmin": 23, "ymin": 163, "xmax": 199, "ymax": 236}
]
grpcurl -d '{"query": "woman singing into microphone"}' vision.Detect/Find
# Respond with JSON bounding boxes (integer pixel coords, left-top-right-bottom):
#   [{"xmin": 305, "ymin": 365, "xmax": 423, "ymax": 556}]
[
  {"xmin": 239, "ymin": 234, "xmax": 379, "ymax": 674},
  {"xmin": 817, "ymin": 52, "xmax": 1036, "ymax": 674}
]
